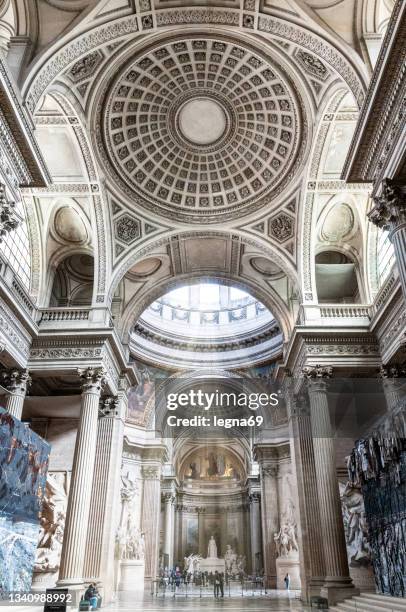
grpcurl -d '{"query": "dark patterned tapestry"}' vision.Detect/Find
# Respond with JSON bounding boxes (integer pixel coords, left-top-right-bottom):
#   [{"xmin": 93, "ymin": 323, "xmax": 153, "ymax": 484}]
[
  {"xmin": 0, "ymin": 408, "xmax": 50, "ymax": 595},
  {"xmin": 362, "ymin": 452, "xmax": 406, "ymax": 597}
]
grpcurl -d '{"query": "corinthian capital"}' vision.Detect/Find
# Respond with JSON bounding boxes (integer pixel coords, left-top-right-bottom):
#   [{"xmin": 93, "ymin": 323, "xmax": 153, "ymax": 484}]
[
  {"xmin": 379, "ymin": 365, "xmax": 406, "ymax": 379},
  {"xmin": 99, "ymin": 395, "xmax": 119, "ymax": 416},
  {"xmin": 78, "ymin": 367, "xmax": 107, "ymax": 394},
  {"xmin": 302, "ymin": 365, "xmax": 333, "ymax": 379},
  {"xmin": 368, "ymin": 179, "xmax": 406, "ymax": 230},
  {"xmin": 0, "ymin": 368, "xmax": 31, "ymax": 395},
  {"xmin": 0, "ymin": 184, "xmax": 21, "ymax": 241}
]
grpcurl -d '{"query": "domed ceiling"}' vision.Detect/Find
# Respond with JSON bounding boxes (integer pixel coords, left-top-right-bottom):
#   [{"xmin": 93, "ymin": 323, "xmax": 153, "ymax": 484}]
[{"xmin": 96, "ymin": 35, "xmax": 306, "ymax": 223}]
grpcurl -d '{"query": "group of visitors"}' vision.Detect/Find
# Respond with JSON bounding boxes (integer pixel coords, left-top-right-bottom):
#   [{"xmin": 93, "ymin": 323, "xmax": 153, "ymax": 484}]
[{"xmin": 158, "ymin": 567, "xmax": 227, "ymax": 596}]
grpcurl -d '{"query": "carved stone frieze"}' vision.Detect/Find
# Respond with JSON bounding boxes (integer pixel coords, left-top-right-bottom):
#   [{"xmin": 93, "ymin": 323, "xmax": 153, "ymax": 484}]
[
  {"xmin": 115, "ymin": 214, "xmax": 141, "ymax": 244},
  {"xmin": 269, "ymin": 212, "xmax": 294, "ymax": 243},
  {"xmin": 68, "ymin": 50, "xmax": 104, "ymax": 82},
  {"xmin": 295, "ymin": 50, "xmax": 329, "ymax": 81}
]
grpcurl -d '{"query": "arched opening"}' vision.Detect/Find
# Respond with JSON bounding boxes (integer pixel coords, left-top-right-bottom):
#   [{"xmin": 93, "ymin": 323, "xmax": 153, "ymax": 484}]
[
  {"xmin": 50, "ymin": 253, "xmax": 94, "ymax": 307},
  {"xmin": 315, "ymin": 251, "xmax": 361, "ymax": 303},
  {"xmin": 129, "ymin": 279, "xmax": 283, "ymax": 370}
]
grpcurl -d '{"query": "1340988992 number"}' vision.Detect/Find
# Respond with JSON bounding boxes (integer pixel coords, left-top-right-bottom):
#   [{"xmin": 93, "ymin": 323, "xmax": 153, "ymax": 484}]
[{"xmin": 8, "ymin": 592, "xmax": 72, "ymax": 604}]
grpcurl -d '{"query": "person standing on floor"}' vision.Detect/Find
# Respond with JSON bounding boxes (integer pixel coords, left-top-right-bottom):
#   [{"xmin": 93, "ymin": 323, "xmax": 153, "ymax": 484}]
[
  {"xmin": 284, "ymin": 573, "xmax": 290, "ymax": 591},
  {"xmin": 214, "ymin": 571, "xmax": 221, "ymax": 598}
]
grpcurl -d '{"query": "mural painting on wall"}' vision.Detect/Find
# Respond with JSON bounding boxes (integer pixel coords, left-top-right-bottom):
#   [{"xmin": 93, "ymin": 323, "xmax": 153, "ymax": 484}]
[
  {"xmin": 0, "ymin": 408, "xmax": 50, "ymax": 594},
  {"xmin": 184, "ymin": 449, "xmax": 242, "ymax": 481},
  {"xmin": 127, "ymin": 363, "xmax": 167, "ymax": 425}
]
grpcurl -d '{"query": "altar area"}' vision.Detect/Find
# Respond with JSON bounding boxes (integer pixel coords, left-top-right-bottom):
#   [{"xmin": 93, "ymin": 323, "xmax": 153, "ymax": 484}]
[{"xmin": 183, "ymin": 536, "xmax": 245, "ymax": 576}]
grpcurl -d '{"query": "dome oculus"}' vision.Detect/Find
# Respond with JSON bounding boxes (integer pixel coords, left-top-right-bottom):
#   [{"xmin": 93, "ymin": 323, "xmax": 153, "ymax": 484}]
[{"xmin": 100, "ymin": 37, "xmax": 302, "ymax": 222}]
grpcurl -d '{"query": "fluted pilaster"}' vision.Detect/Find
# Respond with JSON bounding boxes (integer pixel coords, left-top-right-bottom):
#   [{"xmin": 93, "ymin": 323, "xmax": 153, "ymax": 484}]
[
  {"xmin": 258, "ymin": 459, "xmax": 279, "ymax": 588},
  {"xmin": 141, "ymin": 465, "xmax": 161, "ymax": 580},
  {"xmin": 162, "ymin": 492, "xmax": 175, "ymax": 569},
  {"xmin": 249, "ymin": 492, "xmax": 262, "ymax": 574},
  {"xmin": 287, "ymin": 388, "xmax": 325, "ymax": 597},
  {"xmin": 1, "ymin": 368, "xmax": 31, "ymax": 419},
  {"xmin": 58, "ymin": 368, "xmax": 106, "ymax": 586},
  {"xmin": 84, "ymin": 391, "xmax": 126, "ymax": 604}
]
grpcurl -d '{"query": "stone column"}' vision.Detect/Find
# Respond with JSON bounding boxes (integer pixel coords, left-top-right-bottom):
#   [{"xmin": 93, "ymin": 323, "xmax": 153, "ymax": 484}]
[
  {"xmin": 198, "ymin": 508, "xmax": 205, "ymax": 556},
  {"xmin": 174, "ymin": 503, "xmax": 182, "ymax": 567},
  {"xmin": 287, "ymin": 387, "xmax": 325, "ymax": 600},
  {"xmin": 83, "ymin": 386, "xmax": 127, "ymax": 603},
  {"xmin": 369, "ymin": 179, "xmax": 406, "ymax": 299},
  {"xmin": 162, "ymin": 492, "xmax": 175, "ymax": 569},
  {"xmin": 58, "ymin": 368, "xmax": 106, "ymax": 592},
  {"xmin": 249, "ymin": 492, "xmax": 262, "ymax": 574},
  {"xmin": 303, "ymin": 366, "xmax": 357, "ymax": 605},
  {"xmin": 0, "ymin": 368, "xmax": 31, "ymax": 419},
  {"xmin": 141, "ymin": 465, "xmax": 161, "ymax": 580},
  {"xmin": 255, "ymin": 447, "xmax": 279, "ymax": 588}
]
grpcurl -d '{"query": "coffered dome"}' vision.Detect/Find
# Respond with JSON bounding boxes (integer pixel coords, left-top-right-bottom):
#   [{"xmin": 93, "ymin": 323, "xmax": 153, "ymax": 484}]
[{"xmin": 97, "ymin": 35, "xmax": 305, "ymax": 223}]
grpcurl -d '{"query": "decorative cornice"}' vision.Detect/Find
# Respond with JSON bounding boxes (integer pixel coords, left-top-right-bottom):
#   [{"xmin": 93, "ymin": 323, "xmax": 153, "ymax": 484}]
[
  {"xmin": 343, "ymin": 0, "xmax": 406, "ymax": 183},
  {"xmin": 0, "ymin": 59, "xmax": 49, "ymax": 187}
]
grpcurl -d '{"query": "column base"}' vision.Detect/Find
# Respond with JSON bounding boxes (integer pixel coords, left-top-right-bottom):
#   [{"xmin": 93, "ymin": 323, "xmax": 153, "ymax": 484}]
[
  {"xmin": 304, "ymin": 577, "xmax": 325, "ymax": 603},
  {"xmin": 56, "ymin": 579, "xmax": 86, "ymax": 606},
  {"xmin": 118, "ymin": 560, "xmax": 145, "ymax": 592},
  {"xmin": 276, "ymin": 555, "xmax": 301, "ymax": 590},
  {"xmin": 320, "ymin": 578, "xmax": 359, "ymax": 606}
]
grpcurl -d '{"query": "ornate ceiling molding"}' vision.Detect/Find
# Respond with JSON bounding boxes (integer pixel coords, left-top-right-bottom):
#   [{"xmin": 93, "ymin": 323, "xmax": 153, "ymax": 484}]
[
  {"xmin": 23, "ymin": 9, "xmax": 366, "ymax": 116},
  {"xmin": 95, "ymin": 34, "xmax": 305, "ymax": 223}
]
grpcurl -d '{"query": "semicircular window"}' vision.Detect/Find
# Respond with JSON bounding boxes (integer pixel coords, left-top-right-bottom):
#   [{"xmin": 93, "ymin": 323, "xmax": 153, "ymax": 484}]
[{"xmin": 130, "ymin": 281, "xmax": 282, "ymax": 369}]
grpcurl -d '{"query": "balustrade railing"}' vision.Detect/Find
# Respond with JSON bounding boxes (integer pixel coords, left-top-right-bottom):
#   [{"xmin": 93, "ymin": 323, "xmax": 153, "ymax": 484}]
[{"xmin": 38, "ymin": 308, "xmax": 90, "ymax": 323}]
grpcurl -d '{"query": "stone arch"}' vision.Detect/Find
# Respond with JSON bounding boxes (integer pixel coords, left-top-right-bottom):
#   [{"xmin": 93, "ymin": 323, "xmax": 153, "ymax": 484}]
[
  {"xmin": 33, "ymin": 91, "xmax": 111, "ymax": 305},
  {"xmin": 108, "ymin": 230, "xmax": 298, "ymax": 345},
  {"xmin": 299, "ymin": 87, "xmax": 360, "ymax": 303}
]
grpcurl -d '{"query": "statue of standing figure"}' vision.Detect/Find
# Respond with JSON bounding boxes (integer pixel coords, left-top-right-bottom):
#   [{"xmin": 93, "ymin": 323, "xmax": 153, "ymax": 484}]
[
  {"xmin": 224, "ymin": 544, "xmax": 237, "ymax": 573},
  {"xmin": 208, "ymin": 535, "xmax": 218, "ymax": 558}
]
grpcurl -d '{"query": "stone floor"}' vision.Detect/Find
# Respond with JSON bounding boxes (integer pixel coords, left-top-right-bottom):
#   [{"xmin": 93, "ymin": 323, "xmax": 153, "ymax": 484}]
[
  {"xmin": 104, "ymin": 590, "xmax": 313, "ymax": 611},
  {"xmin": 8, "ymin": 590, "xmax": 314, "ymax": 612}
]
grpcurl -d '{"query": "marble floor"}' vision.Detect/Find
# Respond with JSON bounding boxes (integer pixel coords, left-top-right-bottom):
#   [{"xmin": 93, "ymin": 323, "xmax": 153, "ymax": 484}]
[
  {"xmin": 9, "ymin": 590, "xmax": 316, "ymax": 612},
  {"xmin": 103, "ymin": 590, "xmax": 314, "ymax": 611}
]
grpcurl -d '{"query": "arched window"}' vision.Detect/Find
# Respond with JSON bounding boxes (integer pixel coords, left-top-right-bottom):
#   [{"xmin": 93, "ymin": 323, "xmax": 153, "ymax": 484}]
[
  {"xmin": 376, "ymin": 229, "xmax": 395, "ymax": 287},
  {"xmin": 0, "ymin": 200, "xmax": 31, "ymax": 290}
]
